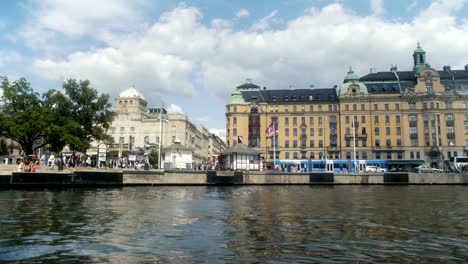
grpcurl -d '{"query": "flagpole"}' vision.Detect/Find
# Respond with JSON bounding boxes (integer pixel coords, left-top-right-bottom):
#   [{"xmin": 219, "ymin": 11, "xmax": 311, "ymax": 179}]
[
  {"xmin": 353, "ymin": 119, "xmax": 357, "ymax": 173},
  {"xmin": 273, "ymin": 121, "xmax": 276, "ymax": 167}
]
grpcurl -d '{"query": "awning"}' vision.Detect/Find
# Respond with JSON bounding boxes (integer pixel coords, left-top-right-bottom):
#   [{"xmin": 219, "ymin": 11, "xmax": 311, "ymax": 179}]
[{"xmin": 388, "ymin": 160, "xmax": 425, "ymax": 165}]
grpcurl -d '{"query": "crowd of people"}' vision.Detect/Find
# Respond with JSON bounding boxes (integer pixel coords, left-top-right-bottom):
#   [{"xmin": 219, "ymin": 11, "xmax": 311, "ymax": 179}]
[{"xmin": 15, "ymin": 153, "xmax": 152, "ymax": 172}]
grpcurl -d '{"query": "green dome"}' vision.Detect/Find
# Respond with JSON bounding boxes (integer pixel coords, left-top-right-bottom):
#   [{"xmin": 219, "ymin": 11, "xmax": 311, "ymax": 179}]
[
  {"xmin": 413, "ymin": 43, "xmax": 425, "ymax": 54},
  {"xmin": 227, "ymin": 90, "xmax": 246, "ymax": 105},
  {"xmin": 344, "ymin": 66, "xmax": 359, "ymax": 83}
]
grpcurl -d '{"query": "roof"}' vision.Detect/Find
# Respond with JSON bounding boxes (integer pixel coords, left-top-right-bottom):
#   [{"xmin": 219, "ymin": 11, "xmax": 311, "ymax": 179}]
[
  {"xmin": 360, "ymin": 69, "xmax": 468, "ymax": 82},
  {"xmin": 343, "ymin": 67, "xmax": 359, "ymax": 83},
  {"xmin": 413, "ymin": 43, "xmax": 425, "ymax": 54},
  {"xmin": 237, "ymin": 82, "xmax": 261, "ymax": 90},
  {"xmin": 119, "ymin": 86, "xmax": 146, "ymax": 100},
  {"xmin": 227, "ymin": 90, "xmax": 247, "ymax": 105},
  {"xmin": 221, "ymin": 143, "xmax": 261, "ymax": 155},
  {"xmin": 240, "ymin": 88, "xmax": 338, "ymax": 103}
]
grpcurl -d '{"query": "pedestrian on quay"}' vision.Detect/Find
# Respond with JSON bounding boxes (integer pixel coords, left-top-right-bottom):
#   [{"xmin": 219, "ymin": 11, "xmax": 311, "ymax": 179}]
[
  {"xmin": 17, "ymin": 160, "xmax": 25, "ymax": 172},
  {"xmin": 29, "ymin": 162, "xmax": 36, "ymax": 172},
  {"xmin": 48, "ymin": 153, "xmax": 55, "ymax": 169},
  {"xmin": 40, "ymin": 154, "xmax": 46, "ymax": 166}
]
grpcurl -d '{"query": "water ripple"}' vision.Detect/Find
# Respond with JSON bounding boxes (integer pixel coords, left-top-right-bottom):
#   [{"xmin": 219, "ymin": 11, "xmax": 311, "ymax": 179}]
[{"xmin": 0, "ymin": 186, "xmax": 467, "ymax": 262}]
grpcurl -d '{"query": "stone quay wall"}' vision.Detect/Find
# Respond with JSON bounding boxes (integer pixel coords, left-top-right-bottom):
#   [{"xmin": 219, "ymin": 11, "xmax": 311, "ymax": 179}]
[{"xmin": 1, "ymin": 167, "xmax": 468, "ymax": 187}]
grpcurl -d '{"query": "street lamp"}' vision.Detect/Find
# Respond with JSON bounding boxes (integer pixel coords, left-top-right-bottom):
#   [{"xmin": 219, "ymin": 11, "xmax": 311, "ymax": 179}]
[
  {"xmin": 158, "ymin": 106, "xmax": 167, "ymax": 169},
  {"xmin": 353, "ymin": 119, "xmax": 359, "ymax": 173}
]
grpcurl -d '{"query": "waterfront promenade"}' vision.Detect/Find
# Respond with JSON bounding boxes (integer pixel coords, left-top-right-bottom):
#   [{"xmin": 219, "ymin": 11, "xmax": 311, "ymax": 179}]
[{"xmin": 1, "ymin": 164, "xmax": 468, "ymax": 186}]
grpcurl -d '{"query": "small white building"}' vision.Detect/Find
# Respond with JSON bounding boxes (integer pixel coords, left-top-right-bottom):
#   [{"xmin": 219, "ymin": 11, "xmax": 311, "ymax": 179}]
[
  {"xmin": 161, "ymin": 138, "xmax": 194, "ymax": 169},
  {"xmin": 221, "ymin": 143, "xmax": 261, "ymax": 171}
]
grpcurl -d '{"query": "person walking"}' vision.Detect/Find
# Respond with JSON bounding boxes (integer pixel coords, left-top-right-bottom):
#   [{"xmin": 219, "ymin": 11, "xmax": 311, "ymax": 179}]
[{"xmin": 48, "ymin": 153, "xmax": 56, "ymax": 170}]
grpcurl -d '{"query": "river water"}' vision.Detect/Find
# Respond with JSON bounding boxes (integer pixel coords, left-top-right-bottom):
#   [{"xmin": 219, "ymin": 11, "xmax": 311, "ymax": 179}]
[{"xmin": 0, "ymin": 186, "xmax": 468, "ymax": 263}]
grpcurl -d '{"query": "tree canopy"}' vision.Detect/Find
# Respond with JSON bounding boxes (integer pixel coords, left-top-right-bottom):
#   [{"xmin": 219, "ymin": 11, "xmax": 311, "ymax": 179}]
[{"xmin": 0, "ymin": 77, "xmax": 115, "ymax": 155}]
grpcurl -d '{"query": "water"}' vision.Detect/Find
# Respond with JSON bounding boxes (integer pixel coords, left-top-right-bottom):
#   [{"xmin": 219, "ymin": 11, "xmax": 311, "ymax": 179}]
[{"xmin": 0, "ymin": 186, "xmax": 468, "ymax": 263}]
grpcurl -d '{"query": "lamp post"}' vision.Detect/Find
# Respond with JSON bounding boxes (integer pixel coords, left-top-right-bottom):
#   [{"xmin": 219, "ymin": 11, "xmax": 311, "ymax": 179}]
[
  {"xmin": 158, "ymin": 105, "xmax": 166, "ymax": 169},
  {"xmin": 353, "ymin": 120, "xmax": 359, "ymax": 173},
  {"xmin": 158, "ymin": 110, "xmax": 163, "ymax": 169}
]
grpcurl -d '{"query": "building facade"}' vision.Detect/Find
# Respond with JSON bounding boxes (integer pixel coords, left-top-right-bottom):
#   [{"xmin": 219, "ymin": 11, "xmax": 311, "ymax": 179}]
[
  {"xmin": 108, "ymin": 86, "xmax": 226, "ymax": 167},
  {"xmin": 226, "ymin": 45, "xmax": 468, "ymax": 167}
]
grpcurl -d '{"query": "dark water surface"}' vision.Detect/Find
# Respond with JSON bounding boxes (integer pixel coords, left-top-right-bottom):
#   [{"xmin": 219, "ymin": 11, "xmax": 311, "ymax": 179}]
[{"xmin": 1, "ymin": 186, "xmax": 468, "ymax": 263}]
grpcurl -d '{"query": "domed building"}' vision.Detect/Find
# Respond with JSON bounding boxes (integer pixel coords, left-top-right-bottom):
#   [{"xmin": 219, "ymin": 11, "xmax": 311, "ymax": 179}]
[{"xmin": 107, "ymin": 86, "xmax": 226, "ymax": 169}]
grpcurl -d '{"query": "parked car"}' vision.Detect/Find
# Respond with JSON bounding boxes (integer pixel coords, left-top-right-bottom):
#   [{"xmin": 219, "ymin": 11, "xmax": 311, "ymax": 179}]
[
  {"xmin": 365, "ymin": 166, "xmax": 386, "ymax": 172},
  {"xmin": 414, "ymin": 166, "xmax": 443, "ymax": 173}
]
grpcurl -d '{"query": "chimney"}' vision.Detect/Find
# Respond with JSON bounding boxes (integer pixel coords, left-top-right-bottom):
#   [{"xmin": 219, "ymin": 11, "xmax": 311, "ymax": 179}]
[
  {"xmin": 465, "ymin": 65, "xmax": 468, "ymax": 70},
  {"xmin": 443, "ymin": 65, "xmax": 451, "ymax": 71}
]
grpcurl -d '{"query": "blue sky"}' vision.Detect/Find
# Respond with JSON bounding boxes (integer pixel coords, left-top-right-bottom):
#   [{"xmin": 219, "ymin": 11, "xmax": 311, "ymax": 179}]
[{"xmin": 1, "ymin": 0, "xmax": 468, "ymax": 140}]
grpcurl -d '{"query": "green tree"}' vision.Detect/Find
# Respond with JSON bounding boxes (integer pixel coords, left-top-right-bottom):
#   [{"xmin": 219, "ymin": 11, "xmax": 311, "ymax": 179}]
[
  {"xmin": 59, "ymin": 79, "xmax": 115, "ymax": 151},
  {"xmin": 0, "ymin": 138, "xmax": 8, "ymax": 155},
  {"xmin": 0, "ymin": 77, "xmax": 49, "ymax": 155},
  {"xmin": 0, "ymin": 77, "xmax": 115, "ymax": 155},
  {"xmin": 148, "ymin": 149, "xmax": 159, "ymax": 168}
]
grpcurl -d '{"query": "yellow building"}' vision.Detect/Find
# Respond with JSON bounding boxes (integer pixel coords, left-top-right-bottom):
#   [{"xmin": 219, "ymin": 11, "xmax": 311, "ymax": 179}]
[{"xmin": 226, "ymin": 45, "xmax": 468, "ymax": 168}]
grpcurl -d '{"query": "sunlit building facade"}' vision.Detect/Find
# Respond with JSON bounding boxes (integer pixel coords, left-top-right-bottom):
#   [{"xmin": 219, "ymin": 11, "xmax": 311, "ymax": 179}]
[{"xmin": 226, "ymin": 45, "xmax": 468, "ymax": 167}]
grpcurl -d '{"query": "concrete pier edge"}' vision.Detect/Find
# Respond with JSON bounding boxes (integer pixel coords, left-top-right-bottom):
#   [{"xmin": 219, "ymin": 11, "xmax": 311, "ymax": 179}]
[{"xmin": 0, "ymin": 169, "xmax": 467, "ymax": 187}]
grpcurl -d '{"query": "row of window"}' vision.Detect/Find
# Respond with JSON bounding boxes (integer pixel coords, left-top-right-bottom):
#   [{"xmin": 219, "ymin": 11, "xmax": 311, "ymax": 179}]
[
  {"xmin": 281, "ymin": 151, "xmax": 406, "ymax": 160},
  {"xmin": 269, "ymin": 104, "xmax": 339, "ymax": 113},
  {"xmin": 228, "ymin": 102, "xmax": 468, "ymax": 113},
  {"xmin": 229, "ymin": 113, "xmax": 468, "ymax": 127}
]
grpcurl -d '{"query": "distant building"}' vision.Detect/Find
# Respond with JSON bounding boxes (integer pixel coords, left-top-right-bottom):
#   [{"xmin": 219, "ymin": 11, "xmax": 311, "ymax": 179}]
[
  {"xmin": 226, "ymin": 44, "xmax": 468, "ymax": 168},
  {"xmin": 161, "ymin": 138, "xmax": 194, "ymax": 169},
  {"xmin": 107, "ymin": 86, "xmax": 226, "ymax": 167}
]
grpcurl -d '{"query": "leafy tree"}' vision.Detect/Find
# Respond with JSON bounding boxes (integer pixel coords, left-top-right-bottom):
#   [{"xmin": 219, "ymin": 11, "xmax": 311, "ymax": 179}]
[
  {"xmin": 148, "ymin": 149, "xmax": 159, "ymax": 168},
  {"xmin": 59, "ymin": 79, "xmax": 115, "ymax": 151},
  {"xmin": 0, "ymin": 77, "xmax": 49, "ymax": 155},
  {"xmin": 0, "ymin": 77, "xmax": 115, "ymax": 155},
  {"xmin": 0, "ymin": 138, "xmax": 8, "ymax": 155}
]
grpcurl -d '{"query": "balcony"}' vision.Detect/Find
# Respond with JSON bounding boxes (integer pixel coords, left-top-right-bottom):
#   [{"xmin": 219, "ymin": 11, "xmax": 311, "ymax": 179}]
[
  {"xmin": 410, "ymin": 133, "xmax": 418, "ymax": 139},
  {"xmin": 446, "ymin": 120, "xmax": 454, "ymax": 126},
  {"xmin": 327, "ymin": 146, "xmax": 339, "ymax": 152},
  {"xmin": 371, "ymin": 146, "xmax": 381, "ymax": 151},
  {"xmin": 409, "ymin": 121, "xmax": 417, "ymax": 127},
  {"xmin": 447, "ymin": 133, "xmax": 455, "ymax": 139},
  {"xmin": 344, "ymin": 133, "xmax": 368, "ymax": 140}
]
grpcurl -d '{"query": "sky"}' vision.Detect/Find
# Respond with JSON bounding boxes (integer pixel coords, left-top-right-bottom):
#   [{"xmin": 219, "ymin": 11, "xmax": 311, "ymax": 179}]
[{"xmin": 1, "ymin": 0, "xmax": 468, "ymax": 141}]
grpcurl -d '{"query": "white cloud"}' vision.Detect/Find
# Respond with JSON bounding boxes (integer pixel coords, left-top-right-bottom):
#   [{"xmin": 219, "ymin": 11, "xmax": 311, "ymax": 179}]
[
  {"xmin": 211, "ymin": 18, "xmax": 232, "ymax": 29},
  {"xmin": 167, "ymin": 103, "xmax": 185, "ymax": 114},
  {"xmin": 19, "ymin": 0, "xmax": 147, "ymax": 52},
  {"xmin": 196, "ymin": 116, "xmax": 209, "ymax": 123},
  {"xmin": 28, "ymin": 2, "xmax": 468, "ymax": 105},
  {"xmin": 370, "ymin": 0, "xmax": 384, "ymax": 16},
  {"xmin": 0, "ymin": 50, "xmax": 22, "ymax": 67},
  {"xmin": 250, "ymin": 10, "xmax": 279, "ymax": 31},
  {"xmin": 209, "ymin": 128, "xmax": 226, "ymax": 143},
  {"xmin": 236, "ymin": 9, "xmax": 249, "ymax": 18}
]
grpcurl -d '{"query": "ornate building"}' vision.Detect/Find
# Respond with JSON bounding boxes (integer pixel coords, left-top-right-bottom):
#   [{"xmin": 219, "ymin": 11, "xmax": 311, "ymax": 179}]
[
  {"xmin": 226, "ymin": 45, "xmax": 468, "ymax": 167},
  {"xmin": 108, "ymin": 86, "xmax": 225, "ymax": 166}
]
